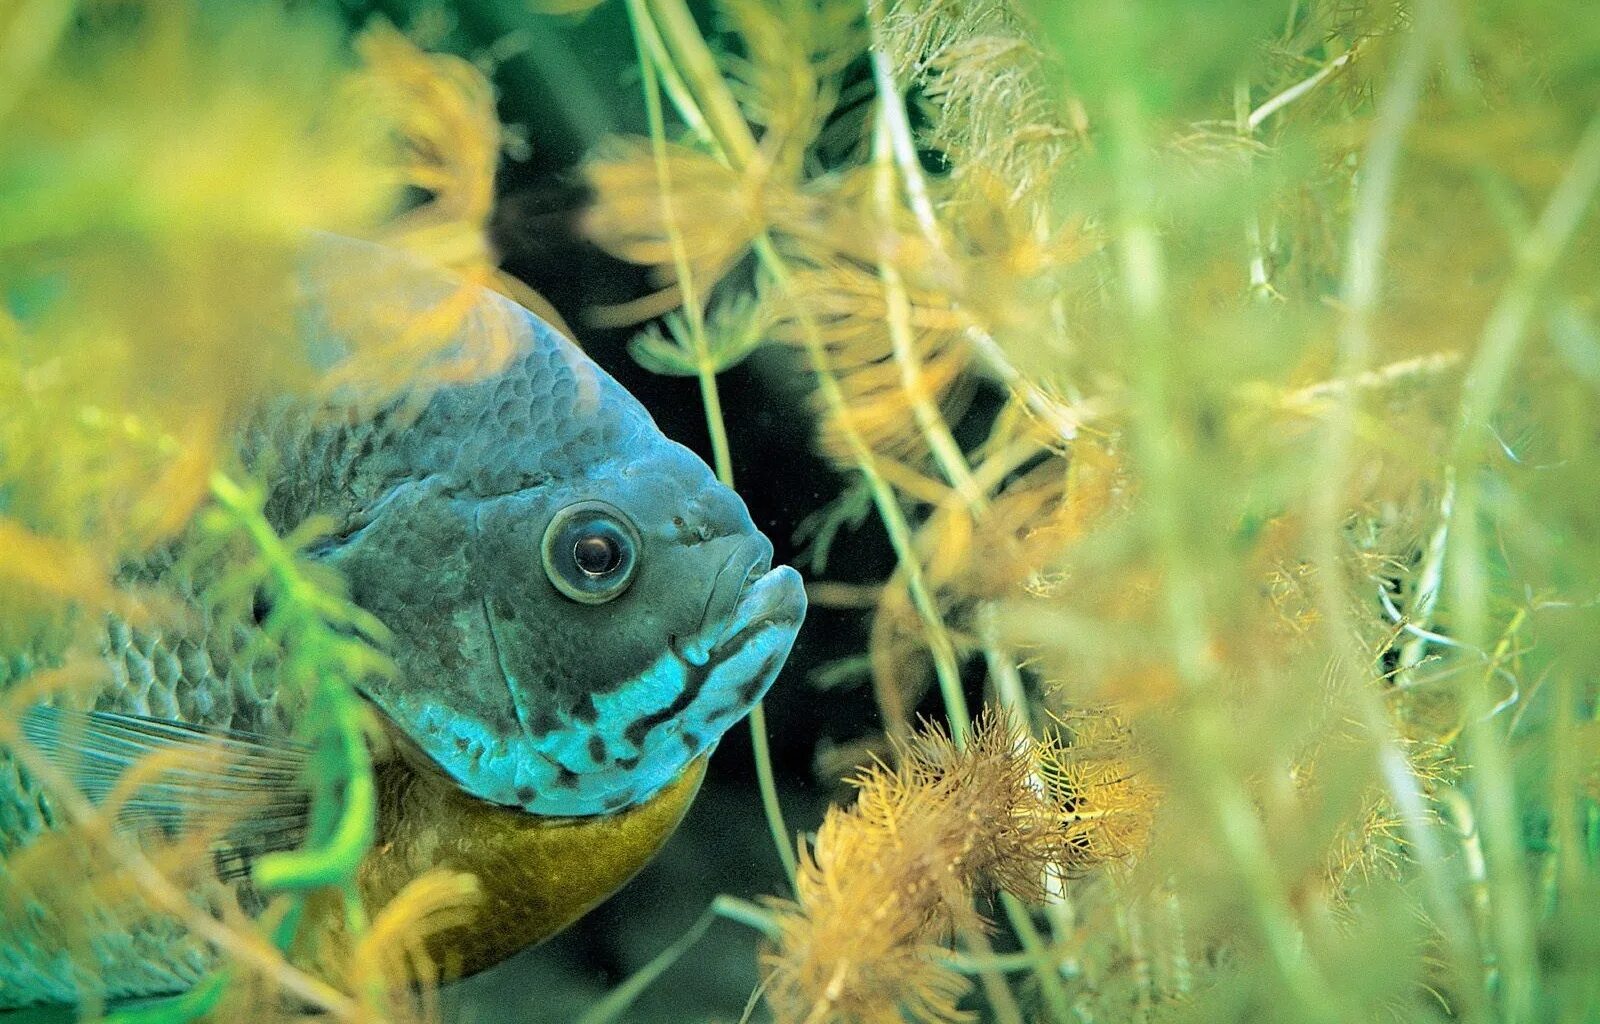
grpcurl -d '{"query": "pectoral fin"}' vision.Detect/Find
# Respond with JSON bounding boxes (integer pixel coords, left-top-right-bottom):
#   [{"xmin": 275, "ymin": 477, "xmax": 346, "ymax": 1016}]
[{"xmin": 16, "ymin": 705, "xmax": 311, "ymax": 880}]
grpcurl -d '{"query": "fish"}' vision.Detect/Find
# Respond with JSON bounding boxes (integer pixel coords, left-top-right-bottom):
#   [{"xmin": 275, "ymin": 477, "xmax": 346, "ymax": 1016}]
[{"xmin": 0, "ymin": 235, "xmax": 807, "ymax": 1008}]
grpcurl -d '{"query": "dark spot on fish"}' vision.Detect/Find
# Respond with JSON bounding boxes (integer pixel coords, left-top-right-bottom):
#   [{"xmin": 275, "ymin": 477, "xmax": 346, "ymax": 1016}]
[
  {"xmin": 615, "ymin": 755, "xmax": 640, "ymax": 771},
  {"xmin": 492, "ymin": 594, "xmax": 517, "ymax": 621},
  {"xmin": 735, "ymin": 675, "xmax": 766, "ymax": 707},
  {"xmin": 454, "ymin": 736, "xmax": 470, "ymax": 753},
  {"xmin": 516, "ymin": 786, "xmax": 536, "ymax": 804},
  {"xmin": 602, "ymin": 789, "xmax": 635, "ymax": 811},
  {"xmin": 622, "ymin": 660, "xmax": 709, "ymax": 749},
  {"xmin": 571, "ymin": 693, "xmax": 599, "ymax": 725},
  {"xmin": 527, "ymin": 706, "xmax": 560, "ymax": 738},
  {"xmin": 555, "ymin": 764, "xmax": 580, "ymax": 789},
  {"xmin": 680, "ymin": 731, "xmax": 700, "ymax": 754},
  {"xmin": 587, "ymin": 735, "xmax": 606, "ymax": 763}
]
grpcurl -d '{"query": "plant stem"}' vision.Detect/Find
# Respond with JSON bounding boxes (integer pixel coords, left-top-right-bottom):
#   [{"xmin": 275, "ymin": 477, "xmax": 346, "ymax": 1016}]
[
  {"xmin": 635, "ymin": 0, "xmax": 972, "ymax": 742},
  {"xmin": 711, "ymin": 894, "xmax": 782, "ymax": 937},
  {"xmin": 1446, "ymin": 104, "xmax": 1600, "ymax": 1024},
  {"xmin": 1107, "ymin": 86, "xmax": 1342, "ymax": 1022},
  {"xmin": 868, "ymin": 21, "xmax": 1068, "ymax": 1018},
  {"xmin": 576, "ymin": 905, "xmax": 720, "ymax": 1024},
  {"xmin": 866, "ymin": 36, "xmax": 1083, "ymax": 443},
  {"xmin": 626, "ymin": 0, "xmax": 797, "ymax": 884},
  {"xmin": 1247, "ymin": 44, "xmax": 1356, "ymax": 131},
  {"xmin": 746, "ymin": 702, "xmax": 797, "ymax": 882},
  {"xmin": 1001, "ymin": 893, "xmax": 1075, "ymax": 1024},
  {"xmin": 644, "ymin": 0, "xmax": 756, "ymax": 167},
  {"xmin": 756, "ymin": 234, "xmax": 972, "ymax": 744},
  {"xmin": 630, "ymin": 1, "xmax": 718, "ymax": 151},
  {"xmin": 871, "ymin": 103, "xmax": 984, "ymax": 514},
  {"xmin": 1309, "ymin": 4, "xmax": 1490, "ymax": 1016}
]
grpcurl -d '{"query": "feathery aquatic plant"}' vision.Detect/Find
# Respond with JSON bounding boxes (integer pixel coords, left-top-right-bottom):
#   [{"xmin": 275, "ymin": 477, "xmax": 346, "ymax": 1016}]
[
  {"xmin": 581, "ymin": 0, "xmax": 1600, "ymax": 1021},
  {"xmin": 762, "ymin": 710, "xmax": 1153, "ymax": 1024},
  {"xmin": 7, "ymin": 0, "xmax": 1600, "ymax": 1020},
  {"xmin": 0, "ymin": 3, "xmax": 516, "ymax": 1018}
]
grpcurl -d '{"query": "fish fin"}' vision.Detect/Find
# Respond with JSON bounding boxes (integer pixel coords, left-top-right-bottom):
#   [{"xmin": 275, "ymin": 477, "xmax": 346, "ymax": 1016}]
[{"xmin": 17, "ymin": 705, "xmax": 311, "ymax": 878}]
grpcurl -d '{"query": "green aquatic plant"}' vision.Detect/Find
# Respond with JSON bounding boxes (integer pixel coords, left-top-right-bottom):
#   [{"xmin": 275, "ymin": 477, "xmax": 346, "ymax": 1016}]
[
  {"xmin": 579, "ymin": 0, "xmax": 1600, "ymax": 1021},
  {"xmin": 0, "ymin": 2, "xmax": 519, "ymax": 1018},
  {"xmin": 5, "ymin": 0, "xmax": 1600, "ymax": 1020}
]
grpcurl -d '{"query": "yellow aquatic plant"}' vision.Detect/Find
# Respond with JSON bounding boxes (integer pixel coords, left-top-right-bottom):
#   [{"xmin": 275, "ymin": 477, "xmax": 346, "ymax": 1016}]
[
  {"xmin": 762, "ymin": 710, "xmax": 1153, "ymax": 1024},
  {"xmin": 579, "ymin": 0, "xmax": 1600, "ymax": 1021},
  {"xmin": 0, "ymin": 3, "xmax": 519, "ymax": 1018}
]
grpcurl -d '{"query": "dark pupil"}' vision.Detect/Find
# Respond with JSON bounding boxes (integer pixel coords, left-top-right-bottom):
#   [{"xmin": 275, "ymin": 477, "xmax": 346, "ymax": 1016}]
[{"xmin": 573, "ymin": 535, "xmax": 620, "ymax": 576}]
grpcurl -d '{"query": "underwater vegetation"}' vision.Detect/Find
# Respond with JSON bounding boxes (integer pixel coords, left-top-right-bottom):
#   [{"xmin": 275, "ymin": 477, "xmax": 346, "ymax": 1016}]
[{"xmin": 3, "ymin": 0, "xmax": 1600, "ymax": 1021}]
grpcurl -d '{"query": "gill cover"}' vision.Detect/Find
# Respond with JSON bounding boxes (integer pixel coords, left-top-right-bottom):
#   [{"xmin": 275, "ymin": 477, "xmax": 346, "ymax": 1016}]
[{"xmin": 290, "ymin": 237, "xmax": 806, "ymax": 817}]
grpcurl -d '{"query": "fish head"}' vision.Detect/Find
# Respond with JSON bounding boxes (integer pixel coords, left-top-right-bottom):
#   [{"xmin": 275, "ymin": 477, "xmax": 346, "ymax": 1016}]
[
  {"xmin": 308, "ymin": 245, "xmax": 805, "ymax": 817},
  {"xmin": 458, "ymin": 433, "xmax": 808, "ymax": 817}
]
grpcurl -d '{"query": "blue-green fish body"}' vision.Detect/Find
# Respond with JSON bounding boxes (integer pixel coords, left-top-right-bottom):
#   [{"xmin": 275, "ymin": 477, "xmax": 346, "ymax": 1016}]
[{"xmin": 0, "ymin": 237, "xmax": 806, "ymax": 1007}]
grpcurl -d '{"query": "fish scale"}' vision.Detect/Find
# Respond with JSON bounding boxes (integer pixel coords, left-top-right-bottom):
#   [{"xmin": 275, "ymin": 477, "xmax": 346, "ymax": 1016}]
[{"xmin": 0, "ymin": 236, "xmax": 807, "ymax": 1009}]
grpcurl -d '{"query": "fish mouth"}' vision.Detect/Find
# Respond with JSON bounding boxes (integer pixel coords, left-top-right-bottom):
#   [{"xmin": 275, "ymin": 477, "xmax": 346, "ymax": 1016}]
[
  {"xmin": 703, "ymin": 561, "xmax": 806, "ymax": 663},
  {"xmin": 675, "ymin": 532, "xmax": 783, "ymax": 667}
]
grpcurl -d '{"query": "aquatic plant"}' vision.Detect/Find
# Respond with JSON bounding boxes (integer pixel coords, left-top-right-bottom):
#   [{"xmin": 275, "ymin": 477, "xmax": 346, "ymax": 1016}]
[
  {"xmin": 580, "ymin": 0, "xmax": 1600, "ymax": 1021},
  {"xmin": 1, "ymin": 2, "xmax": 515, "ymax": 1018},
  {"xmin": 761, "ymin": 709, "xmax": 1154, "ymax": 1024},
  {"xmin": 5, "ymin": 0, "xmax": 1600, "ymax": 1021}
]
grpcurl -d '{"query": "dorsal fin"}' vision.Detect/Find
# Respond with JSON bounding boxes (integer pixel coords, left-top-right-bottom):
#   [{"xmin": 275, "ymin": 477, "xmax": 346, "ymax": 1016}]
[{"xmin": 17, "ymin": 706, "xmax": 311, "ymax": 880}]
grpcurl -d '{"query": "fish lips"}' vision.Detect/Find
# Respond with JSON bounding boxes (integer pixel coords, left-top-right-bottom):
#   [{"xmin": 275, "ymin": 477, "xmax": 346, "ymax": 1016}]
[{"xmin": 674, "ymin": 532, "xmax": 796, "ymax": 668}]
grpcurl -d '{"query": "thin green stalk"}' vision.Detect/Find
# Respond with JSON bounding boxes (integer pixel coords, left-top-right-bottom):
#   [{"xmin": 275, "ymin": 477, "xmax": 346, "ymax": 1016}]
[
  {"xmin": 867, "ymin": 39, "xmax": 1076, "ymax": 1017},
  {"xmin": 626, "ymin": 0, "xmax": 709, "ymax": 354},
  {"xmin": 1304, "ymin": 4, "xmax": 1491, "ymax": 1016},
  {"xmin": 692, "ymin": 348, "xmax": 735, "ymax": 488},
  {"xmin": 1001, "ymin": 893, "xmax": 1075, "ymax": 1024},
  {"xmin": 1235, "ymin": 77, "xmax": 1274, "ymax": 300},
  {"xmin": 633, "ymin": 0, "xmax": 973, "ymax": 899},
  {"xmin": 1118, "ymin": 898, "xmax": 1153, "ymax": 1017},
  {"xmin": 870, "ymin": 95, "xmax": 1029, "ymax": 1007},
  {"xmin": 1547, "ymin": 670, "xmax": 1581, "ymax": 916},
  {"xmin": 944, "ymin": 943, "xmax": 1072, "ymax": 976},
  {"xmin": 576, "ymin": 905, "xmax": 720, "ymax": 1024},
  {"xmin": 1446, "ymin": 105, "xmax": 1600, "ymax": 1024},
  {"xmin": 1246, "ymin": 44, "xmax": 1356, "ymax": 132},
  {"xmin": 711, "ymin": 894, "xmax": 783, "ymax": 938},
  {"xmin": 624, "ymin": 6, "xmax": 974, "ymax": 740},
  {"xmin": 630, "ymin": 1, "xmax": 718, "ymax": 152},
  {"xmin": 960, "ymin": 925, "xmax": 1027, "ymax": 1024},
  {"xmin": 1106, "ymin": 87, "xmax": 1342, "ymax": 1022},
  {"xmin": 1164, "ymin": 890, "xmax": 1193, "ymax": 995},
  {"xmin": 626, "ymin": 0, "xmax": 796, "ymax": 884},
  {"xmin": 745, "ymin": 702, "xmax": 797, "ymax": 882},
  {"xmin": 871, "ymin": 98, "xmax": 984, "ymax": 515},
  {"xmin": 866, "ymin": 31, "xmax": 1083, "ymax": 443},
  {"xmin": 640, "ymin": 32, "xmax": 979, "ymax": 997},
  {"xmin": 644, "ymin": 0, "xmax": 756, "ymax": 168},
  {"xmin": 757, "ymin": 235, "xmax": 972, "ymax": 745}
]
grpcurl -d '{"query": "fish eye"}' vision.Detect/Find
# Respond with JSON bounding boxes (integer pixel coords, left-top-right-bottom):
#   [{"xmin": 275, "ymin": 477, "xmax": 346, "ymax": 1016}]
[{"xmin": 541, "ymin": 501, "xmax": 639, "ymax": 604}]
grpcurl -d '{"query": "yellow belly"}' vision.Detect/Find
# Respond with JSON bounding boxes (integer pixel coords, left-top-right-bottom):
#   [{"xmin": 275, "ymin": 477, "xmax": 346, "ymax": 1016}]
[{"xmin": 344, "ymin": 750, "xmax": 707, "ymax": 979}]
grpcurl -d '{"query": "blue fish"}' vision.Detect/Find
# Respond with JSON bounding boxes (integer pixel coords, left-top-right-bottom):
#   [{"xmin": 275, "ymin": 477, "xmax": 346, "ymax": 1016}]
[{"xmin": 0, "ymin": 236, "xmax": 807, "ymax": 1005}]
